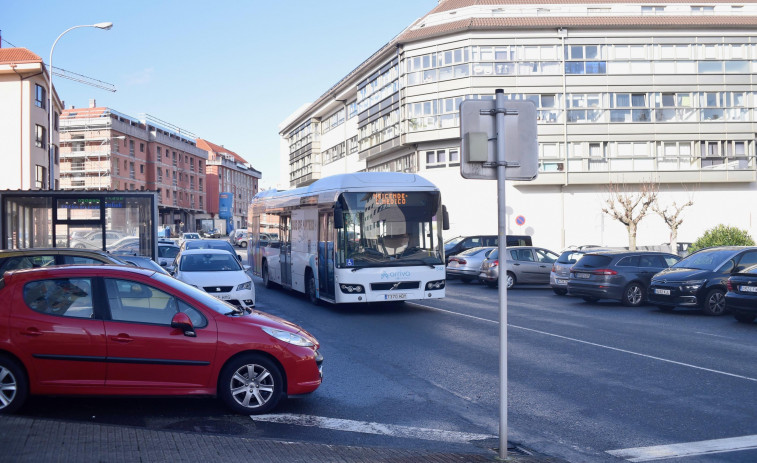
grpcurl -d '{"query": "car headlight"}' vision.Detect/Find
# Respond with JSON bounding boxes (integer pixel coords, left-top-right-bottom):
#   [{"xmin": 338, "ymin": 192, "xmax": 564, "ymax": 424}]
[
  {"xmin": 237, "ymin": 280, "xmax": 252, "ymax": 291},
  {"xmin": 682, "ymin": 279, "xmax": 706, "ymax": 291},
  {"xmin": 261, "ymin": 326, "xmax": 314, "ymax": 347}
]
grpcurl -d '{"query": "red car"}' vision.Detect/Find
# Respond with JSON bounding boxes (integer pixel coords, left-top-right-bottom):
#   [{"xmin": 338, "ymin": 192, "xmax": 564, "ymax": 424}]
[{"xmin": 0, "ymin": 265, "xmax": 322, "ymax": 414}]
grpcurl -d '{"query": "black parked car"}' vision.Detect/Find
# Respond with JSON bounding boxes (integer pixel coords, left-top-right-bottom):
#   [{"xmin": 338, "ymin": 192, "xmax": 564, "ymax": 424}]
[
  {"xmin": 726, "ymin": 264, "xmax": 757, "ymax": 323},
  {"xmin": 444, "ymin": 234, "xmax": 532, "ymax": 263},
  {"xmin": 567, "ymin": 250, "xmax": 680, "ymax": 306},
  {"xmin": 648, "ymin": 246, "xmax": 757, "ymax": 316}
]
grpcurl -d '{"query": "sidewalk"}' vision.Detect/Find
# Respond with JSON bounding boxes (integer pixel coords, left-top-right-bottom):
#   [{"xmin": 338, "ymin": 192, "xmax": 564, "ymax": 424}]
[{"xmin": 0, "ymin": 415, "xmax": 567, "ymax": 462}]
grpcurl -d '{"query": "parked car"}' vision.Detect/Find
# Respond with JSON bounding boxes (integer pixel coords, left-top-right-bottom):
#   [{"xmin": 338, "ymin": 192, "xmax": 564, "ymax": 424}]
[
  {"xmin": 479, "ymin": 246, "xmax": 559, "ymax": 289},
  {"xmin": 0, "ymin": 265, "xmax": 321, "ymax": 414},
  {"xmin": 235, "ymin": 231, "xmax": 250, "ymax": 249},
  {"xmin": 70, "ymin": 230, "xmax": 131, "ymax": 249},
  {"xmin": 444, "ymin": 234, "xmax": 532, "ymax": 263},
  {"xmin": 648, "ymin": 246, "xmax": 757, "ymax": 315},
  {"xmin": 725, "ymin": 265, "xmax": 757, "ymax": 323},
  {"xmin": 0, "ymin": 248, "xmax": 129, "ymax": 275},
  {"xmin": 446, "ymin": 246, "xmax": 495, "ymax": 283},
  {"xmin": 118, "ymin": 255, "xmax": 171, "ymax": 276},
  {"xmin": 567, "ymin": 250, "xmax": 680, "ymax": 306},
  {"xmin": 228, "ymin": 229, "xmax": 247, "ymax": 247},
  {"xmin": 550, "ymin": 248, "xmax": 618, "ymax": 295},
  {"xmin": 172, "ymin": 248, "xmax": 255, "ymax": 309},
  {"xmin": 178, "ymin": 233, "xmax": 201, "ymax": 247},
  {"xmin": 157, "ymin": 243, "xmax": 180, "ymax": 272},
  {"xmin": 108, "ymin": 236, "xmax": 141, "ymax": 255},
  {"xmin": 180, "ymin": 238, "xmax": 242, "ymax": 262}
]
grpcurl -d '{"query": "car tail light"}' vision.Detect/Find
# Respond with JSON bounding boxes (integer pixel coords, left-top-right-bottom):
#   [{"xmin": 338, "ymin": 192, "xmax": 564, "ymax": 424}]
[
  {"xmin": 551, "ymin": 264, "xmax": 556, "ymax": 272},
  {"xmin": 491, "ymin": 259, "xmax": 499, "ymax": 268},
  {"xmin": 453, "ymin": 258, "xmax": 467, "ymax": 265},
  {"xmin": 726, "ymin": 278, "xmax": 734, "ymax": 292},
  {"xmin": 593, "ymin": 269, "xmax": 617, "ymax": 276}
]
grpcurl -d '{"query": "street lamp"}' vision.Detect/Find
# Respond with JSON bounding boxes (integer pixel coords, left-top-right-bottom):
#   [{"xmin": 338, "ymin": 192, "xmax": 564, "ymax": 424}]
[{"xmin": 48, "ymin": 21, "xmax": 113, "ymax": 190}]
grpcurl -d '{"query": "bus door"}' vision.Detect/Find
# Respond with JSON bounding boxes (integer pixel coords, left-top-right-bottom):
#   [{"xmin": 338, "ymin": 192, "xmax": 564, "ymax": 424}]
[
  {"xmin": 280, "ymin": 215, "xmax": 292, "ymax": 287},
  {"xmin": 318, "ymin": 212, "xmax": 335, "ymax": 299}
]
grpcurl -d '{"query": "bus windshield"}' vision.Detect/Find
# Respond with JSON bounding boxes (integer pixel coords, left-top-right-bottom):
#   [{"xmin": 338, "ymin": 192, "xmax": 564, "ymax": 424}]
[{"xmin": 337, "ymin": 191, "xmax": 443, "ymax": 268}]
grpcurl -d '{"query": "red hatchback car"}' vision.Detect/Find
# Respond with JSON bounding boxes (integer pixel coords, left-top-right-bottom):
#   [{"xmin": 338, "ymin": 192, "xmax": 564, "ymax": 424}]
[{"xmin": 0, "ymin": 265, "xmax": 323, "ymax": 414}]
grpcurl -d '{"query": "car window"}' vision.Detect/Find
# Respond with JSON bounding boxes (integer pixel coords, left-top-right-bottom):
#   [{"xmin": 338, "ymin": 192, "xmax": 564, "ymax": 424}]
[
  {"xmin": 674, "ymin": 249, "xmax": 738, "ymax": 270},
  {"xmin": 481, "ymin": 237, "xmax": 498, "ymax": 246},
  {"xmin": 535, "ymin": 249, "xmax": 558, "ymax": 263},
  {"xmin": 574, "ymin": 255, "xmax": 613, "ymax": 268},
  {"xmin": 510, "ymin": 249, "xmax": 534, "ymax": 262},
  {"xmin": 23, "ymin": 278, "xmax": 94, "ymax": 318},
  {"xmin": 106, "ymin": 278, "xmax": 182, "ymax": 325},
  {"xmin": 617, "ymin": 256, "xmax": 640, "ymax": 267},
  {"xmin": 735, "ymin": 251, "xmax": 757, "ymax": 272},
  {"xmin": 61, "ymin": 256, "xmax": 106, "ymax": 265},
  {"xmin": 664, "ymin": 256, "xmax": 681, "ymax": 266},
  {"xmin": 557, "ymin": 251, "xmax": 583, "ymax": 265},
  {"xmin": 159, "ymin": 246, "xmax": 180, "ymax": 259},
  {"xmin": 181, "ymin": 253, "xmax": 241, "ymax": 272},
  {"xmin": 462, "ymin": 237, "xmax": 480, "ymax": 248},
  {"xmin": 1, "ymin": 255, "xmax": 56, "ymax": 273}
]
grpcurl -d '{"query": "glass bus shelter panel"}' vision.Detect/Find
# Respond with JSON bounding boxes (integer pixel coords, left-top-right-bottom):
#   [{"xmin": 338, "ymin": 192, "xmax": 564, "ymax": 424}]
[
  {"xmin": 56, "ymin": 225, "xmax": 102, "ymax": 248},
  {"xmin": 104, "ymin": 196, "xmax": 153, "ymax": 257},
  {"xmin": 56, "ymin": 198, "xmax": 101, "ymax": 221},
  {"xmin": 4, "ymin": 196, "xmax": 53, "ymax": 249}
]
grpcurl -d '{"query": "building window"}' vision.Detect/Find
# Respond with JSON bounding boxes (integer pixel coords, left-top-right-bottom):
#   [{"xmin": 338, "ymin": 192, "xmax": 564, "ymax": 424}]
[
  {"xmin": 35, "ymin": 165, "xmax": 46, "ymax": 189},
  {"xmin": 129, "ymin": 140, "xmax": 135, "ymax": 157},
  {"xmin": 35, "ymin": 85, "xmax": 46, "ymax": 109},
  {"xmin": 140, "ymin": 143, "xmax": 144, "ymax": 153},
  {"xmin": 35, "ymin": 125, "xmax": 46, "ymax": 149},
  {"xmin": 157, "ymin": 147, "xmax": 162, "ymax": 162}
]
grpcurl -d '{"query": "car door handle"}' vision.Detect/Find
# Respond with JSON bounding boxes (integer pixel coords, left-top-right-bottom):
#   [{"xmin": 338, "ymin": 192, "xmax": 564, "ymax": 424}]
[
  {"xmin": 513, "ymin": 263, "xmax": 520, "ymax": 266},
  {"xmin": 20, "ymin": 328, "xmax": 42, "ymax": 337},
  {"xmin": 110, "ymin": 334, "xmax": 134, "ymax": 343}
]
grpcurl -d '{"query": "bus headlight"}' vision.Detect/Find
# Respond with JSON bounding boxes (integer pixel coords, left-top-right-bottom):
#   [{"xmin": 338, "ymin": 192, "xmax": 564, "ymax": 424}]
[
  {"xmin": 339, "ymin": 283, "xmax": 365, "ymax": 294},
  {"xmin": 426, "ymin": 280, "xmax": 446, "ymax": 290}
]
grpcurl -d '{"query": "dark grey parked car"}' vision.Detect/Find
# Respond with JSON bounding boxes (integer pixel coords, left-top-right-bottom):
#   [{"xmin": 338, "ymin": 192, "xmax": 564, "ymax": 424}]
[{"xmin": 568, "ymin": 250, "xmax": 680, "ymax": 306}]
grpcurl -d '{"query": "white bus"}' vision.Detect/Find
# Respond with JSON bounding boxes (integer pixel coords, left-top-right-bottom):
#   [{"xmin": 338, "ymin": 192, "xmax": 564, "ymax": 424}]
[{"xmin": 247, "ymin": 172, "xmax": 449, "ymax": 304}]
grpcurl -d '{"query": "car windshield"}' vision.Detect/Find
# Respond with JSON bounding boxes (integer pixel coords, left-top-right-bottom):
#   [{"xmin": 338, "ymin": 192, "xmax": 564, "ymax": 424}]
[
  {"xmin": 672, "ymin": 249, "xmax": 739, "ymax": 270},
  {"xmin": 557, "ymin": 251, "xmax": 585, "ymax": 265},
  {"xmin": 184, "ymin": 233, "xmax": 200, "ymax": 239},
  {"xmin": 152, "ymin": 273, "xmax": 239, "ymax": 315},
  {"xmin": 573, "ymin": 255, "xmax": 613, "ymax": 268},
  {"xmin": 185, "ymin": 240, "xmax": 235, "ymax": 253},
  {"xmin": 460, "ymin": 247, "xmax": 491, "ymax": 257},
  {"xmin": 444, "ymin": 237, "xmax": 464, "ymax": 251},
  {"xmin": 180, "ymin": 253, "xmax": 242, "ymax": 272}
]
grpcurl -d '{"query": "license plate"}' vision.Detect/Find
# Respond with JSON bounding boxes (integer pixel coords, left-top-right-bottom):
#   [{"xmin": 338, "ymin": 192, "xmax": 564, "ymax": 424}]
[
  {"xmin": 213, "ymin": 294, "xmax": 231, "ymax": 300},
  {"xmin": 654, "ymin": 288, "xmax": 671, "ymax": 295},
  {"xmin": 740, "ymin": 285, "xmax": 757, "ymax": 293},
  {"xmin": 385, "ymin": 293, "xmax": 407, "ymax": 300},
  {"xmin": 555, "ymin": 279, "xmax": 567, "ymax": 284},
  {"xmin": 575, "ymin": 273, "xmax": 590, "ymax": 279}
]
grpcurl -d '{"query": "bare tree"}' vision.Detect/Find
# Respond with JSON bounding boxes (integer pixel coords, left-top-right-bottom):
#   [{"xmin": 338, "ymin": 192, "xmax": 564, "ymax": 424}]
[
  {"xmin": 601, "ymin": 181, "xmax": 658, "ymax": 251},
  {"xmin": 653, "ymin": 196, "xmax": 694, "ymax": 255}
]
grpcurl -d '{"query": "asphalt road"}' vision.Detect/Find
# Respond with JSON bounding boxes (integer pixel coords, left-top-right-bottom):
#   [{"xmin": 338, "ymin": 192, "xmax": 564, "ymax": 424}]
[{"xmin": 16, "ymin": 266, "xmax": 757, "ymax": 462}]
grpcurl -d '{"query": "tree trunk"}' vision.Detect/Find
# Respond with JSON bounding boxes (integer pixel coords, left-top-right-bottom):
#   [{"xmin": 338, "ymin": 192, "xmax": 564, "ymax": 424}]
[
  {"xmin": 628, "ymin": 222, "xmax": 637, "ymax": 251},
  {"xmin": 670, "ymin": 227, "xmax": 678, "ymax": 256}
]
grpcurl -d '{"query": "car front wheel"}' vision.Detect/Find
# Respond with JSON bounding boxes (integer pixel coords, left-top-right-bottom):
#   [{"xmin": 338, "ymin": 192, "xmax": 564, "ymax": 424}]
[
  {"xmin": 219, "ymin": 354, "xmax": 283, "ymax": 415},
  {"xmin": 701, "ymin": 288, "xmax": 727, "ymax": 316},
  {"xmin": 0, "ymin": 355, "xmax": 27, "ymax": 414},
  {"xmin": 552, "ymin": 288, "xmax": 568, "ymax": 296},
  {"xmin": 262, "ymin": 263, "xmax": 272, "ymax": 289},
  {"xmin": 622, "ymin": 282, "xmax": 645, "ymax": 307},
  {"xmin": 306, "ymin": 272, "xmax": 319, "ymax": 306},
  {"xmin": 506, "ymin": 272, "xmax": 515, "ymax": 290}
]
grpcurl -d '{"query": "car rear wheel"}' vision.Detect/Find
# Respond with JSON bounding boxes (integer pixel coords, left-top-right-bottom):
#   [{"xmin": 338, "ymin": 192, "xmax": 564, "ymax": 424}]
[
  {"xmin": 506, "ymin": 272, "xmax": 515, "ymax": 290},
  {"xmin": 552, "ymin": 288, "xmax": 567, "ymax": 296},
  {"xmin": 219, "ymin": 354, "xmax": 283, "ymax": 415},
  {"xmin": 734, "ymin": 312, "xmax": 756, "ymax": 324},
  {"xmin": 622, "ymin": 282, "xmax": 645, "ymax": 307},
  {"xmin": 239, "ymin": 241, "xmax": 248, "ymax": 249},
  {"xmin": 701, "ymin": 288, "xmax": 727, "ymax": 316},
  {"xmin": 0, "ymin": 355, "xmax": 28, "ymax": 414}
]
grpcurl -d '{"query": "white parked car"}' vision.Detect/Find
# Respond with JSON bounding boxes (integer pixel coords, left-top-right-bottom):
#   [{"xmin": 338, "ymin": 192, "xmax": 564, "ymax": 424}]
[{"xmin": 173, "ymin": 248, "xmax": 255, "ymax": 309}]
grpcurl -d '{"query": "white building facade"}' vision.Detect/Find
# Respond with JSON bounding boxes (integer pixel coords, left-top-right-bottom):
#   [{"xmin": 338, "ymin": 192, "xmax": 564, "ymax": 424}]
[{"xmin": 279, "ymin": 0, "xmax": 757, "ymax": 252}]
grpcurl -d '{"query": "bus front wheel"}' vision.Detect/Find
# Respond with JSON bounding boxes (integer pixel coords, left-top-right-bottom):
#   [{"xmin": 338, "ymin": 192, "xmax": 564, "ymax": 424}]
[
  {"xmin": 306, "ymin": 271, "xmax": 319, "ymax": 306},
  {"xmin": 262, "ymin": 262, "xmax": 273, "ymax": 289}
]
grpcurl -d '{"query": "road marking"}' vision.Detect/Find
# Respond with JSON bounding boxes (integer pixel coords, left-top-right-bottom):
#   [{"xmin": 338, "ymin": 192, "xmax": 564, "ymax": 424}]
[
  {"xmin": 607, "ymin": 435, "xmax": 757, "ymax": 461},
  {"xmin": 409, "ymin": 303, "xmax": 757, "ymax": 383},
  {"xmin": 251, "ymin": 413, "xmax": 495, "ymax": 444}
]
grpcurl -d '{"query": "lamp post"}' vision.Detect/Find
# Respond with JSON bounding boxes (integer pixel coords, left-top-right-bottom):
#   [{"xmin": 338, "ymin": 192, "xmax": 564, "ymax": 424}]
[{"xmin": 48, "ymin": 22, "xmax": 113, "ymax": 190}]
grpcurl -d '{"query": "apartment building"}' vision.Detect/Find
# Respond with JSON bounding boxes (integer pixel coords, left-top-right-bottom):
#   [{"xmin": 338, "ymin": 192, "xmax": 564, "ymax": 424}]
[
  {"xmin": 59, "ymin": 104, "xmax": 208, "ymax": 233},
  {"xmin": 279, "ymin": 0, "xmax": 757, "ymax": 251},
  {"xmin": 197, "ymin": 138, "xmax": 261, "ymax": 232},
  {"xmin": 0, "ymin": 48, "xmax": 61, "ymax": 190}
]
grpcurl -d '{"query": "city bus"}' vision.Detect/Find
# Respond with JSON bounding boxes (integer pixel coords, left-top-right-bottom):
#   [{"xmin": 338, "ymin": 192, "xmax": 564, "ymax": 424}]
[{"xmin": 248, "ymin": 172, "xmax": 449, "ymax": 305}]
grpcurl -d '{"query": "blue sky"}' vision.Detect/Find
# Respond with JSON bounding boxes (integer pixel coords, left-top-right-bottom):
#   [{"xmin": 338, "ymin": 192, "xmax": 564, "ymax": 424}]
[{"xmin": 2, "ymin": 0, "xmax": 434, "ymax": 188}]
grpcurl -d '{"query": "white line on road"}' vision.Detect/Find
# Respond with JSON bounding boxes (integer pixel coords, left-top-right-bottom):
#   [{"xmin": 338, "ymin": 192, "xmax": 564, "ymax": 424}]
[
  {"xmin": 251, "ymin": 413, "xmax": 495, "ymax": 444},
  {"xmin": 408, "ymin": 302, "xmax": 757, "ymax": 383},
  {"xmin": 607, "ymin": 435, "xmax": 757, "ymax": 461}
]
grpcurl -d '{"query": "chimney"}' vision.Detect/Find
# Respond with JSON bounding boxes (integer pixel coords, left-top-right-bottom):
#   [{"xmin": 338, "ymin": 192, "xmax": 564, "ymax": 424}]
[{"xmin": 89, "ymin": 99, "xmax": 96, "ymax": 108}]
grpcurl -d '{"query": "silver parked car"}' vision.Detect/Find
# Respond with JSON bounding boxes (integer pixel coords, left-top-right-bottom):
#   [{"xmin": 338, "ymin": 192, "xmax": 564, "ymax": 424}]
[
  {"xmin": 480, "ymin": 246, "xmax": 559, "ymax": 289},
  {"xmin": 446, "ymin": 246, "xmax": 495, "ymax": 283},
  {"xmin": 550, "ymin": 247, "xmax": 619, "ymax": 295}
]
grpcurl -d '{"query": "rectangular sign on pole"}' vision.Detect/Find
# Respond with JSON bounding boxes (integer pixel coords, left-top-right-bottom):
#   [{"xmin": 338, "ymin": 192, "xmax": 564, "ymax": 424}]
[{"xmin": 459, "ymin": 99, "xmax": 539, "ymax": 181}]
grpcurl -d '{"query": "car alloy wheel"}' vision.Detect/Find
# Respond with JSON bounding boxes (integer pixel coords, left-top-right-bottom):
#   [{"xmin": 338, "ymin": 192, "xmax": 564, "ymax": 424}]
[
  {"xmin": 219, "ymin": 354, "xmax": 282, "ymax": 415},
  {"xmin": 622, "ymin": 283, "xmax": 644, "ymax": 307},
  {"xmin": 701, "ymin": 288, "xmax": 726, "ymax": 316},
  {"xmin": 506, "ymin": 272, "xmax": 515, "ymax": 290},
  {"xmin": 0, "ymin": 355, "xmax": 27, "ymax": 414}
]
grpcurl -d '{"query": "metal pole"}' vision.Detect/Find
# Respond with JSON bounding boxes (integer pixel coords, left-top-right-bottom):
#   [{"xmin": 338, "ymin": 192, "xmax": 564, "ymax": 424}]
[{"xmin": 495, "ymin": 88, "xmax": 509, "ymax": 459}]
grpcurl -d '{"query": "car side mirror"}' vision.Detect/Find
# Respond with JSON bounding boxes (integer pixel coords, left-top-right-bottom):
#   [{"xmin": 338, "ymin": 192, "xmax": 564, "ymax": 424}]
[
  {"xmin": 160, "ymin": 261, "xmax": 168, "ymax": 267},
  {"xmin": 171, "ymin": 312, "xmax": 196, "ymax": 337},
  {"xmin": 237, "ymin": 254, "xmax": 242, "ymax": 261}
]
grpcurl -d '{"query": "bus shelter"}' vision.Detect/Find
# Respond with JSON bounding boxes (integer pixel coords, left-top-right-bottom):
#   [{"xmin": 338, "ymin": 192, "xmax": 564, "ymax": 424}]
[{"xmin": 1, "ymin": 191, "xmax": 158, "ymax": 260}]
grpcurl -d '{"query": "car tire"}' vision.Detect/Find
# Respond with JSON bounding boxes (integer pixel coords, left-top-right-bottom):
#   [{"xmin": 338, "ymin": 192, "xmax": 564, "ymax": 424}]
[
  {"xmin": 734, "ymin": 312, "xmax": 756, "ymax": 324},
  {"xmin": 622, "ymin": 282, "xmax": 645, "ymax": 307},
  {"xmin": 552, "ymin": 288, "xmax": 568, "ymax": 296},
  {"xmin": 262, "ymin": 262, "xmax": 273, "ymax": 289},
  {"xmin": 506, "ymin": 272, "xmax": 516, "ymax": 290},
  {"xmin": 701, "ymin": 288, "xmax": 727, "ymax": 316},
  {"xmin": 582, "ymin": 296, "xmax": 600, "ymax": 303},
  {"xmin": 0, "ymin": 355, "xmax": 28, "ymax": 415},
  {"xmin": 239, "ymin": 241, "xmax": 248, "ymax": 249},
  {"xmin": 218, "ymin": 353, "xmax": 283, "ymax": 415},
  {"xmin": 306, "ymin": 271, "xmax": 319, "ymax": 306}
]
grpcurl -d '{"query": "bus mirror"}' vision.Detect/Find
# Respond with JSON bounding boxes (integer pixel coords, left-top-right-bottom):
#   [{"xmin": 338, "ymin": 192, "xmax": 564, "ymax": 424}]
[
  {"xmin": 442, "ymin": 205, "xmax": 450, "ymax": 230},
  {"xmin": 334, "ymin": 204, "xmax": 344, "ymax": 229}
]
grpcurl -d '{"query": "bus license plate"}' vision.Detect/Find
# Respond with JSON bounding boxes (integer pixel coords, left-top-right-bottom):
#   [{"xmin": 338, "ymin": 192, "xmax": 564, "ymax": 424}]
[
  {"xmin": 385, "ymin": 293, "xmax": 407, "ymax": 300},
  {"xmin": 654, "ymin": 288, "xmax": 671, "ymax": 295}
]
